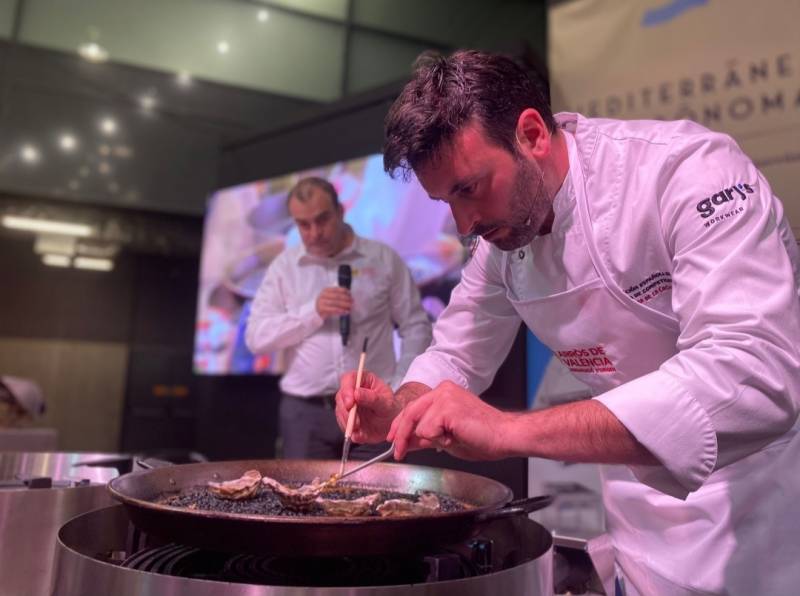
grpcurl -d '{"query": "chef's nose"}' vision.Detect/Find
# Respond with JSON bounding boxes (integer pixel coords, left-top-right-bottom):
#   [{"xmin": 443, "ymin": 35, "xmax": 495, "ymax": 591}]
[{"xmin": 451, "ymin": 202, "xmax": 479, "ymax": 236}]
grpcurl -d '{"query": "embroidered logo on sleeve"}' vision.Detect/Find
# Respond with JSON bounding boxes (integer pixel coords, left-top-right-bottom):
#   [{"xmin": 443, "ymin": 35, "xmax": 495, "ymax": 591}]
[
  {"xmin": 695, "ymin": 182, "xmax": 754, "ymax": 228},
  {"xmin": 555, "ymin": 346, "xmax": 617, "ymax": 374},
  {"xmin": 624, "ymin": 271, "xmax": 672, "ymax": 304}
]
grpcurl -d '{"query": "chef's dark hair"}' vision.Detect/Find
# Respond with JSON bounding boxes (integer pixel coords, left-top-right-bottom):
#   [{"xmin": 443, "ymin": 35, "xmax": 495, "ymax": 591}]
[
  {"xmin": 383, "ymin": 50, "xmax": 555, "ymax": 180},
  {"xmin": 287, "ymin": 176, "xmax": 339, "ymax": 208}
]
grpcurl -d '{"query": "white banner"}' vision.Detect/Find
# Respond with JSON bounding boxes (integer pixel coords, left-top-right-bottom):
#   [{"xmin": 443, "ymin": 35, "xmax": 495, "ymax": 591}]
[{"xmin": 549, "ymin": 0, "xmax": 800, "ymax": 234}]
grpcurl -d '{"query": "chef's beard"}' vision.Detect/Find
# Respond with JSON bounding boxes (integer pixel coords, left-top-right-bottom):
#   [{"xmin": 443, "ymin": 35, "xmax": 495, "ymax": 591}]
[{"xmin": 474, "ymin": 157, "xmax": 551, "ymax": 251}]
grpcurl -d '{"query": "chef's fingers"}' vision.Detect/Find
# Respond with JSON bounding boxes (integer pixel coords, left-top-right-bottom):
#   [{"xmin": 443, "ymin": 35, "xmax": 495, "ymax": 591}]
[{"xmin": 388, "ymin": 393, "xmax": 435, "ymax": 460}]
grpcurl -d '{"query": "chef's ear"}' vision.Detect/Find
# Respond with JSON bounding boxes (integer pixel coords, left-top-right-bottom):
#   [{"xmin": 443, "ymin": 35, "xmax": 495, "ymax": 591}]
[{"xmin": 515, "ymin": 108, "xmax": 550, "ymax": 159}]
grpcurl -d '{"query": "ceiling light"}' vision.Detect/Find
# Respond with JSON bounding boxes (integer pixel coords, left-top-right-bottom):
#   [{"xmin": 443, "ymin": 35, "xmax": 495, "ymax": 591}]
[
  {"xmin": 98, "ymin": 144, "xmax": 111, "ymax": 156},
  {"xmin": 139, "ymin": 94, "xmax": 157, "ymax": 111},
  {"xmin": 177, "ymin": 70, "xmax": 193, "ymax": 87},
  {"xmin": 2, "ymin": 216, "xmax": 93, "ymax": 237},
  {"xmin": 20, "ymin": 144, "xmax": 40, "ymax": 164},
  {"xmin": 257, "ymin": 9, "xmax": 269, "ymax": 22},
  {"xmin": 78, "ymin": 42, "xmax": 108, "ymax": 63},
  {"xmin": 59, "ymin": 134, "xmax": 77, "ymax": 152},
  {"xmin": 74, "ymin": 256, "xmax": 113, "ymax": 271},
  {"xmin": 68, "ymin": 180, "xmax": 80, "ymax": 190},
  {"xmin": 98, "ymin": 161, "xmax": 111, "ymax": 175},
  {"xmin": 100, "ymin": 117, "xmax": 117, "ymax": 135},
  {"xmin": 216, "ymin": 41, "xmax": 230, "ymax": 54},
  {"xmin": 42, "ymin": 254, "xmax": 71, "ymax": 267}
]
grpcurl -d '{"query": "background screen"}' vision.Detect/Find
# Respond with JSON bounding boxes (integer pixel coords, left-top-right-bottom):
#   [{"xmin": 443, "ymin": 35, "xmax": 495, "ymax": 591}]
[{"xmin": 194, "ymin": 153, "xmax": 465, "ymax": 375}]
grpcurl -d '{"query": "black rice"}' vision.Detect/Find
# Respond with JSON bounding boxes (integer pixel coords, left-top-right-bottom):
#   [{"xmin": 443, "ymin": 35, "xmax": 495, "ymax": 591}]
[{"xmin": 158, "ymin": 483, "xmax": 467, "ymax": 517}]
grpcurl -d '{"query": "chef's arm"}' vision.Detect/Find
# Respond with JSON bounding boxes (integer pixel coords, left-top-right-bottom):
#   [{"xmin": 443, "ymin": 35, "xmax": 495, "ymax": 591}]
[
  {"xmin": 245, "ymin": 262, "xmax": 324, "ymax": 354},
  {"xmin": 500, "ymin": 399, "xmax": 658, "ymax": 464},
  {"xmin": 594, "ymin": 137, "xmax": 800, "ymax": 499},
  {"xmin": 401, "ymin": 238, "xmax": 522, "ymax": 393}
]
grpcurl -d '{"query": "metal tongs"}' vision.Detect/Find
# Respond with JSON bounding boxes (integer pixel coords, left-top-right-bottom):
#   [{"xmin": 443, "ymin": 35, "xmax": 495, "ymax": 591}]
[{"xmin": 337, "ymin": 442, "xmax": 395, "ymax": 481}]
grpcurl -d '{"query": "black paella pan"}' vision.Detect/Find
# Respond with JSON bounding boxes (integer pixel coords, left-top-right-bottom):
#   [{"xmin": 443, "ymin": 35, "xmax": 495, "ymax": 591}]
[{"xmin": 108, "ymin": 458, "xmax": 552, "ymax": 557}]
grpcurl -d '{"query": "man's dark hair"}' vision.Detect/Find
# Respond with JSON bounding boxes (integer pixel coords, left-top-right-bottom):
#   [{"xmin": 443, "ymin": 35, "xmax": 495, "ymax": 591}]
[
  {"xmin": 287, "ymin": 176, "xmax": 339, "ymax": 208},
  {"xmin": 383, "ymin": 50, "xmax": 555, "ymax": 179}
]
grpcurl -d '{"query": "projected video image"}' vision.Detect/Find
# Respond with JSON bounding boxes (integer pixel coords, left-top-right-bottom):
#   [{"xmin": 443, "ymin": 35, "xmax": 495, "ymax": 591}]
[{"xmin": 194, "ymin": 154, "xmax": 465, "ymax": 375}]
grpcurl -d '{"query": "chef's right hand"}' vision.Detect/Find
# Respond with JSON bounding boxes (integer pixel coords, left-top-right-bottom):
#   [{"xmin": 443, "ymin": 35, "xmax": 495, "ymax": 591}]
[
  {"xmin": 335, "ymin": 370, "xmax": 399, "ymax": 444},
  {"xmin": 316, "ymin": 287, "xmax": 352, "ymax": 320}
]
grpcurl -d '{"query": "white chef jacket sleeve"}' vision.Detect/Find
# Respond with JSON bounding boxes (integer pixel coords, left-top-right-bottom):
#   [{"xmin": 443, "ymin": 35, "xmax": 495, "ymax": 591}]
[
  {"xmin": 403, "ymin": 239, "xmax": 522, "ymax": 393},
  {"xmin": 595, "ymin": 132, "xmax": 800, "ymax": 498},
  {"xmin": 386, "ymin": 249, "xmax": 433, "ymax": 390},
  {"xmin": 244, "ymin": 253, "xmax": 324, "ymax": 354}
]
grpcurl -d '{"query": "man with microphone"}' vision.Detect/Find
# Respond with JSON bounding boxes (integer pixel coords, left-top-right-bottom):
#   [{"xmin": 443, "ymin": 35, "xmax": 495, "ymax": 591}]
[{"xmin": 246, "ymin": 176, "xmax": 432, "ymax": 459}]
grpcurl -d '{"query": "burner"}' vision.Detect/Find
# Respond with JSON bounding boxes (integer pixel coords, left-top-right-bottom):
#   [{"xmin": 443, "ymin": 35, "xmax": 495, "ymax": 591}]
[{"xmin": 122, "ymin": 545, "xmax": 477, "ymax": 587}]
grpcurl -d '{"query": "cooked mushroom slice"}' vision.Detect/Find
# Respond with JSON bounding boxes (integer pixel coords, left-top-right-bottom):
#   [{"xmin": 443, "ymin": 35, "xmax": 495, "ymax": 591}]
[
  {"xmin": 376, "ymin": 492, "xmax": 441, "ymax": 517},
  {"xmin": 262, "ymin": 475, "xmax": 335, "ymax": 510},
  {"xmin": 316, "ymin": 492, "xmax": 382, "ymax": 517},
  {"xmin": 207, "ymin": 469, "xmax": 262, "ymax": 500}
]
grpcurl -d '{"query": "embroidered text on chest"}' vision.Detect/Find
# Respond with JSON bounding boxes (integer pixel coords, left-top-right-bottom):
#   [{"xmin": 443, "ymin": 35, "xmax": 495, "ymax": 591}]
[{"xmin": 555, "ymin": 345, "xmax": 617, "ymax": 374}]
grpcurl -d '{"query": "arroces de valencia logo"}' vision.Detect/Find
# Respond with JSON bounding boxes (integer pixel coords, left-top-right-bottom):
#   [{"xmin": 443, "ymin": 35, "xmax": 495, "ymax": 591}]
[{"xmin": 696, "ymin": 183, "xmax": 754, "ymax": 228}]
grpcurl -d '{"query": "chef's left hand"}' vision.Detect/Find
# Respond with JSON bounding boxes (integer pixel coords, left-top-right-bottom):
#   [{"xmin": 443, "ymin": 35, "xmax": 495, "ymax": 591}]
[{"xmin": 387, "ymin": 381, "xmax": 514, "ymax": 461}]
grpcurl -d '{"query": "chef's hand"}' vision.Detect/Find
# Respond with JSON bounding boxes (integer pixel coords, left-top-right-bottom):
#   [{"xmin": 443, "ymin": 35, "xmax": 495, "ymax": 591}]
[
  {"xmin": 316, "ymin": 287, "xmax": 352, "ymax": 320},
  {"xmin": 388, "ymin": 381, "xmax": 514, "ymax": 461},
  {"xmin": 335, "ymin": 370, "xmax": 399, "ymax": 444}
]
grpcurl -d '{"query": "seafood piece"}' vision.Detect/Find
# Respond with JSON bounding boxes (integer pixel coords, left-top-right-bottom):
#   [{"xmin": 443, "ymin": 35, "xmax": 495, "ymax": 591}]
[
  {"xmin": 207, "ymin": 469, "xmax": 262, "ymax": 500},
  {"xmin": 262, "ymin": 475, "xmax": 336, "ymax": 510},
  {"xmin": 376, "ymin": 492, "xmax": 441, "ymax": 517},
  {"xmin": 316, "ymin": 492, "xmax": 382, "ymax": 517}
]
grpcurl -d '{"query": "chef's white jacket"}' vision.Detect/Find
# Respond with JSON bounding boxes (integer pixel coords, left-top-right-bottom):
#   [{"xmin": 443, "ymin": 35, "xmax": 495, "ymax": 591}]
[
  {"xmin": 247, "ymin": 233, "xmax": 431, "ymax": 396},
  {"xmin": 404, "ymin": 113, "xmax": 800, "ymax": 594}
]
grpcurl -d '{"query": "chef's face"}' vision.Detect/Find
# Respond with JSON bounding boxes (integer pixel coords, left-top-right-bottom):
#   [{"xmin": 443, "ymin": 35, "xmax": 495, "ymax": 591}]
[
  {"xmin": 288, "ymin": 187, "xmax": 347, "ymax": 257},
  {"xmin": 416, "ymin": 121, "xmax": 552, "ymax": 251}
]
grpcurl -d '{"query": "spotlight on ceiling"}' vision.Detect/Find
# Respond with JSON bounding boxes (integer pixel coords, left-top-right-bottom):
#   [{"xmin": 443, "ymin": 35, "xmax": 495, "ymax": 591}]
[
  {"xmin": 139, "ymin": 94, "xmax": 157, "ymax": 111},
  {"xmin": 257, "ymin": 9, "xmax": 269, "ymax": 22},
  {"xmin": 177, "ymin": 70, "xmax": 193, "ymax": 87},
  {"xmin": 78, "ymin": 42, "xmax": 109, "ymax": 63},
  {"xmin": 20, "ymin": 144, "xmax": 40, "ymax": 164},
  {"xmin": 59, "ymin": 134, "xmax": 78, "ymax": 152},
  {"xmin": 217, "ymin": 41, "xmax": 230, "ymax": 54},
  {"xmin": 100, "ymin": 117, "xmax": 117, "ymax": 135}
]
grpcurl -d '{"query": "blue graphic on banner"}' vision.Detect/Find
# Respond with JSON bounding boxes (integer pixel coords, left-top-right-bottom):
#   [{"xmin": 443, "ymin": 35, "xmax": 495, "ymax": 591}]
[
  {"xmin": 642, "ymin": 0, "xmax": 708, "ymax": 27},
  {"xmin": 526, "ymin": 331, "xmax": 552, "ymax": 408}
]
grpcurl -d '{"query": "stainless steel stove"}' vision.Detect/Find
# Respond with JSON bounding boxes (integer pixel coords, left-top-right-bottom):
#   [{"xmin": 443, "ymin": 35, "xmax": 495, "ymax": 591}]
[{"xmin": 52, "ymin": 505, "xmax": 554, "ymax": 595}]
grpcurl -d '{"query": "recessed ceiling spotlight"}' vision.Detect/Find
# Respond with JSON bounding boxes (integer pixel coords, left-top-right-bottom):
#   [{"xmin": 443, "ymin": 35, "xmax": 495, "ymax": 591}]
[
  {"xmin": 68, "ymin": 179, "xmax": 80, "ymax": 191},
  {"xmin": 78, "ymin": 42, "xmax": 109, "ymax": 63},
  {"xmin": 100, "ymin": 117, "xmax": 117, "ymax": 135},
  {"xmin": 98, "ymin": 162, "xmax": 111, "ymax": 175},
  {"xmin": 139, "ymin": 94, "xmax": 157, "ymax": 111},
  {"xmin": 217, "ymin": 41, "xmax": 230, "ymax": 54},
  {"xmin": 257, "ymin": 9, "xmax": 269, "ymax": 22},
  {"xmin": 177, "ymin": 70, "xmax": 193, "ymax": 87},
  {"xmin": 98, "ymin": 144, "xmax": 111, "ymax": 156},
  {"xmin": 20, "ymin": 144, "xmax": 40, "ymax": 164},
  {"xmin": 59, "ymin": 134, "xmax": 77, "ymax": 152}
]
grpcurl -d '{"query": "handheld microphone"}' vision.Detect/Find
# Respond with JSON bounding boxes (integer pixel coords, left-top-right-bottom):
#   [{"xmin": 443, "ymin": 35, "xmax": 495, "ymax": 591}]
[{"xmin": 337, "ymin": 264, "xmax": 352, "ymax": 346}]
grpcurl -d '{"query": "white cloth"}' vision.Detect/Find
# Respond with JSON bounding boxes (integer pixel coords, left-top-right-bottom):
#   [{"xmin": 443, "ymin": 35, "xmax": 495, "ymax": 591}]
[
  {"xmin": 246, "ymin": 233, "xmax": 432, "ymax": 396},
  {"xmin": 404, "ymin": 113, "xmax": 800, "ymax": 594}
]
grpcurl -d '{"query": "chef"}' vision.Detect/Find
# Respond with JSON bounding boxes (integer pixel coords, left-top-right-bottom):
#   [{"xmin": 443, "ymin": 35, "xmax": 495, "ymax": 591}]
[{"xmin": 336, "ymin": 50, "xmax": 800, "ymax": 595}]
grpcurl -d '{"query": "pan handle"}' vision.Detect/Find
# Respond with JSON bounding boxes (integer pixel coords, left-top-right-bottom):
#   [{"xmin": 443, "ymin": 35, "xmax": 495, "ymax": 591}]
[
  {"xmin": 476, "ymin": 494, "xmax": 553, "ymax": 523},
  {"xmin": 135, "ymin": 458, "xmax": 176, "ymax": 471}
]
